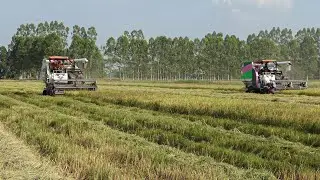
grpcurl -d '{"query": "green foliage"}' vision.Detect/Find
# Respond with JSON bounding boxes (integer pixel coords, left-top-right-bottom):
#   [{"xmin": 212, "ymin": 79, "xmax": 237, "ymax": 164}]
[
  {"xmin": 3, "ymin": 22, "xmax": 320, "ymax": 80},
  {"xmin": 4, "ymin": 21, "xmax": 104, "ymax": 79},
  {"xmin": 0, "ymin": 46, "xmax": 8, "ymax": 78},
  {"xmin": 69, "ymin": 25, "xmax": 104, "ymax": 78},
  {"xmin": 104, "ymin": 27, "xmax": 320, "ymax": 80}
]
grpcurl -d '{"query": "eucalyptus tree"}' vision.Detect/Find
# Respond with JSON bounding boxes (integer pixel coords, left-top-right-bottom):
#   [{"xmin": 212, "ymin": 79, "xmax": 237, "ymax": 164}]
[
  {"xmin": 0, "ymin": 46, "xmax": 8, "ymax": 78},
  {"xmin": 299, "ymin": 36, "xmax": 318, "ymax": 79}
]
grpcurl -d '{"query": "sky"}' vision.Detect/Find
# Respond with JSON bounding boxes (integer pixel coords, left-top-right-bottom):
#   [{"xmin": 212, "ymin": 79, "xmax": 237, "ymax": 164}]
[{"xmin": 0, "ymin": 0, "xmax": 319, "ymax": 47}]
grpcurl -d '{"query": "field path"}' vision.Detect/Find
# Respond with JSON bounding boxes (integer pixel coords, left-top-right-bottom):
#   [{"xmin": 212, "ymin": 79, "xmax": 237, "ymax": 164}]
[{"xmin": 0, "ymin": 122, "xmax": 71, "ymax": 180}]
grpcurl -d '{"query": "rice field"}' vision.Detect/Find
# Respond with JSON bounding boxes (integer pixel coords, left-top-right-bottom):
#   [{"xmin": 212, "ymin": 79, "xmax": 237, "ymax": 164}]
[{"xmin": 0, "ymin": 79, "xmax": 320, "ymax": 180}]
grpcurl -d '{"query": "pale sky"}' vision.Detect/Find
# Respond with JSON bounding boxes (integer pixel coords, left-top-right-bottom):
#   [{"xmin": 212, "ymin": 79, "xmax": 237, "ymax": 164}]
[{"xmin": 0, "ymin": 0, "xmax": 319, "ymax": 46}]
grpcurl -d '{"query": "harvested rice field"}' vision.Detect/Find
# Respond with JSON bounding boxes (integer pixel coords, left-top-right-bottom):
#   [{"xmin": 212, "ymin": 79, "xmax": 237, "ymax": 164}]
[{"xmin": 0, "ymin": 80, "xmax": 319, "ymax": 180}]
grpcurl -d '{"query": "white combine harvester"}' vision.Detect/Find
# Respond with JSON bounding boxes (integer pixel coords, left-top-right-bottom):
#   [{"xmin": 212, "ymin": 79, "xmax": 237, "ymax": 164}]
[
  {"xmin": 40, "ymin": 56, "xmax": 97, "ymax": 96},
  {"xmin": 241, "ymin": 59, "xmax": 308, "ymax": 94}
]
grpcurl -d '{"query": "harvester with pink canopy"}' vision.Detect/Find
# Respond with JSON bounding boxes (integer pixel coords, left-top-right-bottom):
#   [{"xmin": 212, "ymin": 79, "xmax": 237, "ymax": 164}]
[{"xmin": 241, "ymin": 59, "xmax": 308, "ymax": 94}]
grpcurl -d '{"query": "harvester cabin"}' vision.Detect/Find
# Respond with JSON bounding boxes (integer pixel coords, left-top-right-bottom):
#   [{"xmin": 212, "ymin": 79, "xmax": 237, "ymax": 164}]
[{"xmin": 48, "ymin": 56, "xmax": 74, "ymax": 71}]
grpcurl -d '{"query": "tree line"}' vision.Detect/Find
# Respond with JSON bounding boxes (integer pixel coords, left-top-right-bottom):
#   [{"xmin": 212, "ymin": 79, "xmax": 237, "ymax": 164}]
[
  {"xmin": 0, "ymin": 21, "xmax": 319, "ymax": 80},
  {"xmin": 0, "ymin": 21, "xmax": 103, "ymax": 79}
]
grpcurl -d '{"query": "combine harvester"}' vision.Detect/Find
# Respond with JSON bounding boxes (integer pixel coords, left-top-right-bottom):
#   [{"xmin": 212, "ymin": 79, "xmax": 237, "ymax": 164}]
[
  {"xmin": 40, "ymin": 56, "xmax": 97, "ymax": 96},
  {"xmin": 241, "ymin": 59, "xmax": 308, "ymax": 94}
]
